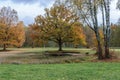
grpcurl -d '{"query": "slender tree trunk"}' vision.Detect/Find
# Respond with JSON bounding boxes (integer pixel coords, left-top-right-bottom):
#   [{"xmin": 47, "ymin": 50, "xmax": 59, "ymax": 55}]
[
  {"xmin": 105, "ymin": 44, "xmax": 110, "ymax": 58},
  {"xmin": 97, "ymin": 42, "xmax": 103, "ymax": 59},
  {"xmin": 32, "ymin": 42, "xmax": 34, "ymax": 48},
  {"xmin": 95, "ymin": 32, "xmax": 103, "ymax": 60},
  {"xmin": 58, "ymin": 40, "xmax": 63, "ymax": 51},
  {"xmin": 92, "ymin": 0, "xmax": 103, "ymax": 60},
  {"xmin": 3, "ymin": 44, "xmax": 7, "ymax": 51},
  {"xmin": 104, "ymin": 0, "xmax": 110, "ymax": 58}
]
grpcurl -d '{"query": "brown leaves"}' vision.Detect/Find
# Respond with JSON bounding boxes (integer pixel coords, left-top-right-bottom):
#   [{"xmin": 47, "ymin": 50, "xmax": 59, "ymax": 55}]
[{"xmin": 72, "ymin": 22, "xmax": 86, "ymax": 46}]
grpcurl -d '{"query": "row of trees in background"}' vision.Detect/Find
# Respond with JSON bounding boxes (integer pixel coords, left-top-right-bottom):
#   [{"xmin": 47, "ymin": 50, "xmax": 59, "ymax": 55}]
[{"xmin": 24, "ymin": 24, "xmax": 120, "ymax": 48}]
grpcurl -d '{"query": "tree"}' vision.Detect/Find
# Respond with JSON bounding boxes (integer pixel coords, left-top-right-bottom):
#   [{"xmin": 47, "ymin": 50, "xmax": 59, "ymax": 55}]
[
  {"xmin": 35, "ymin": 5, "xmax": 85, "ymax": 51},
  {"xmin": 0, "ymin": 7, "xmax": 24, "ymax": 50},
  {"xmin": 117, "ymin": 0, "xmax": 120, "ymax": 9},
  {"xmin": 14, "ymin": 21, "xmax": 25, "ymax": 48},
  {"xmin": 83, "ymin": 26, "xmax": 95, "ymax": 48},
  {"xmin": 64, "ymin": 0, "xmax": 103, "ymax": 59},
  {"xmin": 83, "ymin": 26, "xmax": 104, "ymax": 48},
  {"xmin": 72, "ymin": 22, "xmax": 86, "ymax": 47},
  {"xmin": 64, "ymin": 0, "xmax": 111, "ymax": 59},
  {"xmin": 28, "ymin": 24, "xmax": 47, "ymax": 48},
  {"xmin": 110, "ymin": 24, "xmax": 120, "ymax": 47},
  {"xmin": 101, "ymin": 0, "xmax": 111, "ymax": 58}
]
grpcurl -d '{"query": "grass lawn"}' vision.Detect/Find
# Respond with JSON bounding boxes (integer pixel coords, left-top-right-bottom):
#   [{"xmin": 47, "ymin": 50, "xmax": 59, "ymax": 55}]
[
  {"xmin": 0, "ymin": 63, "xmax": 120, "ymax": 80},
  {"xmin": 0, "ymin": 48, "xmax": 120, "ymax": 80},
  {"xmin": 1, "ymin": 47, "xmax": 94, "ymax": 53}
]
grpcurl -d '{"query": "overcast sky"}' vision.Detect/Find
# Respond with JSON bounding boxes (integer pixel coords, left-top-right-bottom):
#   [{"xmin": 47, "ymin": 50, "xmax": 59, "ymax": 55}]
[
  {"xmin": 0, "ymin": 0, "xmax": 120, "ymax": 26},
  {"xmin": 0, "ymin": 0, "xmax": 54, "ymax": 26}
]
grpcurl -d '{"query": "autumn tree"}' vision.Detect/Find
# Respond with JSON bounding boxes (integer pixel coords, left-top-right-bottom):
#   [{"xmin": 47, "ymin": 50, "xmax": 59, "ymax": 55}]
[
  {"xmin": 28, "ymin": 24, "xmax": 47, "ymax": 48},
  {"xmin": 14, "ymin": 21, "xmax": 25, "ymax": 48},
  {"xmin": 72, "ymin": 23, "xmax": 86, "ymax": 47},
  {"xmin": 0, "ymin": 7, "xmax": 25, "ymax": 50},
  {"xmin": 83, "ymin": 26, "xmax": 104, "ymax": 48},
  {"xmin": 35, "ymin": 5, "xmax": 85, "ymax": 51}
]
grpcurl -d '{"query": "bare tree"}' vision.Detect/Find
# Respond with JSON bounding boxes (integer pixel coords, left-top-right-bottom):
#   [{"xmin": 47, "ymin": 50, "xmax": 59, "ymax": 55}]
[
  {"xmin": 62, "ymin": 0, "xmax": 111, "ymax": 59},
  {"xmin": 102, "ymin": 0, "xmax": 111, "ymax": 58}
]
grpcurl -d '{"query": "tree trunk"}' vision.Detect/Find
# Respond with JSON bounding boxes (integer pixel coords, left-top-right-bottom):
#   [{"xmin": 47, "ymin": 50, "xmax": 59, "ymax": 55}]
[
  {"xmin": 58, "ymin": 40, "xmax": 63, "ymax": 51},
  {"xmin": 104, "ymin": 0, "xmax": 110, "ymax": 59},
  {"xmin": 3, "ymin": 44, "xmax": 7, "ymax": 51},
  {"xmin": 95, "ymin": 33, "xmax": 103, "ymax": 59},
  {"xmin": 32, "ymin": 42, "xmax": 34, "ymax": 48},
  {"xmin": 105, "ymin": 42, "xmax": 110, "ymax": 58},
  {"xmin": 95, "ymin": 31, "xmax": 103, "ymax": 60},
  {"xmin": 94, "ymin": 1, "xmax": 103, "ymax": 60}
]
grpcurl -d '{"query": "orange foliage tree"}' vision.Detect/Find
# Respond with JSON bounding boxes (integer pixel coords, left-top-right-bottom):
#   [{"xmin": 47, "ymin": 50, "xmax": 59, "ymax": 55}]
[
  {"xmin": 28, "ymin": 24, "xmax": 47, "ymax": 48},
  {"xmin": 84, "ymin": 26, "xmax": 104, "ymax": 49},
  {"xmin": 14, "ymin": 21, "xmax": 25, "ymax": 48},
  {"xmin": 72, "ymin": 23, "xmax": 86, "ymax": 47},
  {"xmin": 93, "ymin": 29, "xmax": 104, "ymax": 52},
  {"xmin": 0, "ymin": 7, "xmax": 25, "ymax": 50}
]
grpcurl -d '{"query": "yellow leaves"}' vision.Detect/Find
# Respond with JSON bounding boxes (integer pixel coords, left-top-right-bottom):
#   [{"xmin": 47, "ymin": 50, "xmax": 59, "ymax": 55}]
[
  {"xmin": 14, "ymin": 21, "xmax": 25, "ymax": 47},
  {"xmin": 111, "ymin": 24, "xmax": 117, "ymax": 31},
  {"xmin": 0, "ymin": 6, "xmax": 21, "ymax": 49},
  {"xmin": 29, "ymin": 24, "xmax": 47, "ymax": 46},
  {"xmin": 93, "ymin": 29, "xmax": 104, "ymax": 47},
  {"xmin": 0, "ymin": 21, "xmax": 25, "ymax": 47},
  {"xmin": 0, "ymin": 23, "xmax": 6, "ymax": 36},
  {"xmin": 34, "ymin": 4, "xmax": 85, "ymax": 48},
  {"xmin": 72, "ymin": 23, "xmax": 86, "ymax": 46}
]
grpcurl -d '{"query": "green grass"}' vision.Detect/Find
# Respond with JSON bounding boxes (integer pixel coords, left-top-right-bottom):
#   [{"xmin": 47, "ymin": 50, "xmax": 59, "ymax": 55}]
[
  {"xmin": 0, "ymin": 48, "xmax": 120, "ymax": 80},
  {"xmin": 1, "ymin": 47, "xmax": 95, "ymax": 54},
  {"xmin": 0, "ymin": 63, "xmax": 120, "ymax": 80}
]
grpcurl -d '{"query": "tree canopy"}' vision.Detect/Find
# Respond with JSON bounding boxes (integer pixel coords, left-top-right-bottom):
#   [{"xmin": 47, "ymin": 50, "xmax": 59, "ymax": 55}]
[
  {"xmin": 0, "ymin": 7, "xmax": 25, "ymax": 50},
  {"xmin": 33, "ymin": 4, "xmax": 86, "ymax": 51}
]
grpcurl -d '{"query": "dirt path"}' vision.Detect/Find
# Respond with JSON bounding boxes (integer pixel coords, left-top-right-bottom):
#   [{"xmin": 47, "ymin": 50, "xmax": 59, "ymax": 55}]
[{"xmin": 0, "ymin": 50, "xmax": 24, "ymax": 63}]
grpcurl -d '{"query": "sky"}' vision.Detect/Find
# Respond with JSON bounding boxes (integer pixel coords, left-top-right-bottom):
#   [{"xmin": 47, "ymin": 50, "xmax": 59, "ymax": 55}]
[
  {"xmin": 0, "ymin": 0, "xmax": 55, "ymax": 26},
  {"xmin": 0, "ymin": 0, "xmax": 120, "ymax": 26}
]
